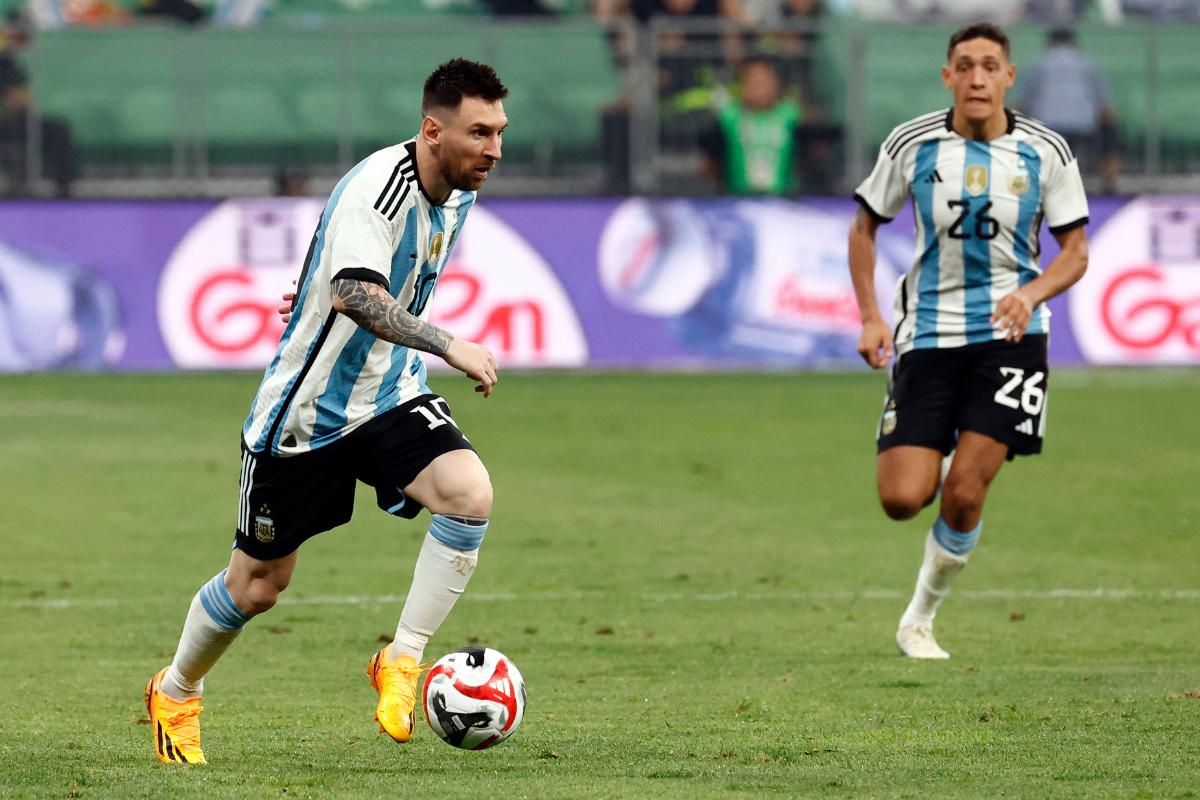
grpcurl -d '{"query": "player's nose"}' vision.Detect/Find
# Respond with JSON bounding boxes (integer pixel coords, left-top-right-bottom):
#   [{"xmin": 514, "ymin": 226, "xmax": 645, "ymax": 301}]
[{"xmin": 484, "ymin": 133, "xmax": 502, "ymax": 161}]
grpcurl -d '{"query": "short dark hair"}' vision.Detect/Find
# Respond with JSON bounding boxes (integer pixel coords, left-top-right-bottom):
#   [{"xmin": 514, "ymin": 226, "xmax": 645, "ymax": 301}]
[
  {"xmin": 422, "ymin": 59, "xmax": 508, "ymax": 115},
  {"xmin": 946, "ymin": 22, "xmax": 1011, "ymax": 61}
]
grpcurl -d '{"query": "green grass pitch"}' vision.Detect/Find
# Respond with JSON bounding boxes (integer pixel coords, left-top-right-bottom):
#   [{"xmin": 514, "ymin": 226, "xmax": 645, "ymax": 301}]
[{"xmin": 1, "ymin": 369, "xmax": 1198, "ymax": 799}]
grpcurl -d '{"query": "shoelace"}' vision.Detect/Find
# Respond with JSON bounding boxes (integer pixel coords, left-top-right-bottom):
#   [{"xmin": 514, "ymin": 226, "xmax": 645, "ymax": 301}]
[{"xmin": 164, "ymin": 703, "xmax": 204, "ymax": 749}]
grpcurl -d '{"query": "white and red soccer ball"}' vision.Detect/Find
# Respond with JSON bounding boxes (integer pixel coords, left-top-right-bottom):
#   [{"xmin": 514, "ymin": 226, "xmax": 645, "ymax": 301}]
[{"xmin": 422, "ymin": 647, "xmax": 526, "ymax": 750}]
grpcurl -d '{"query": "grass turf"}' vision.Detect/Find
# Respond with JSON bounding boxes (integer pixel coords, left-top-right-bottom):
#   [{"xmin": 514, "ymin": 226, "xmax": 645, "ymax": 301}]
[{"xmin": 1, "ymin": 369, "xmax": 1197, "ymax": 799}]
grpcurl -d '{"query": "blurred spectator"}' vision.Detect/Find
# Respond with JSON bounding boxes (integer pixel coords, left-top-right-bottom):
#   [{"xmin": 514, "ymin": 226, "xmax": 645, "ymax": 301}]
[
  {"xmin": 597, "ymin": 0, "xmax": 740, "ymax": 194},
  {"xmin": 274, "ymin": 168, "xmax": 309, "ymax": 197},
  {"xmin": 699, "ymin": 57, "xmax": 802, "ymax": 194},
  {"xmin": 747, "ymin": 0, "xmax": 824, "ymax": 116},
  {"xmin": 478, "ymin": 0, "xmax": 561, "ymax": 13},
  {"xmin": 25, "ymin": 0, "xmax": 130, "ymax": 28},
  {"xmin": 1119, "ymin": 0, "xmax": 1200, "ymax": 20},
  {"xmin": 137, "ymin": 0, "xmax": 210, "ymax": 25},
  {"xmin": 1017, "ymin": 27, "xmax": 1120, "ymax": 193},
  {"xmin": 0, "ymin": 13, "xmax": 75, "ymax": 196}
]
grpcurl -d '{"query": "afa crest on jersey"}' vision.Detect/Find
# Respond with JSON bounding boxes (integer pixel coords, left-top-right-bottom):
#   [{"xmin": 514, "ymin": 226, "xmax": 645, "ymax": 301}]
[
  {"xmin": 965, "ymin": 165, "xmax": 989, "ymax": 196},
  {"xmin": 429, "ymin": 231, "xmax": 444, "ymax": 261},
  {"xmin": 1009, "ymin": 172, "xmax": 1030, "ymax": 195}
]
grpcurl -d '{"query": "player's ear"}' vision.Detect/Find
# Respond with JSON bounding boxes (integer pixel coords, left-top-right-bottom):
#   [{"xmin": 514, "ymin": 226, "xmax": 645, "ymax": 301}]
[
  {"xmin": 941, "ymin": 64, "xmax": 953, "ymax": 91},
  {"xmin": 420, "ymin": 114, "xmax": 443, "ymax": 147},
  {"xmin": 1006, "ymin": 62, "xmax": 1016, "ymax": 87}
]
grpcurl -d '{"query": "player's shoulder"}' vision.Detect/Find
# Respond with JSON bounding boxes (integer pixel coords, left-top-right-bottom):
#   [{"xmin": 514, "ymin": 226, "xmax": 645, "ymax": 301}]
[
  {"xmin": 341, "ymin": 139, "xmax": 419, "ymax": 219},
  {"xmin": 1010, "ymin": 111, "xmax": 1074, "ymax": 165},
  {"xmin": 880, "ymin": 108, "xmax": 952, "ymax": 160}
]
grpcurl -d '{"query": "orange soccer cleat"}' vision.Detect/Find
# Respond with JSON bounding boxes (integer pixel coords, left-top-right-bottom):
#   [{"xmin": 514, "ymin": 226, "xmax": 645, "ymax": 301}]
[
  {"xmin": 144, "ymin": 668, "xmax": 207, "ymax": 764},
  {"xmin": 367, "ymin": 649, "xmax": 425, "ymax": 743}
]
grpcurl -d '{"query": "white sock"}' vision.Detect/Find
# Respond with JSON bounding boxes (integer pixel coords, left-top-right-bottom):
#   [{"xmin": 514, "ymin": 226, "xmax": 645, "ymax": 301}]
[
  {"xmin": 390, "ymin": 531, "xmax": 481, "ymax": 662},
  {"xmin": 899, "ymin": 531, "xmax": 969, "ymax": 629},
  {"xmin": 161, "ymin": 569, "xmax": 249, "ymax": 701}
]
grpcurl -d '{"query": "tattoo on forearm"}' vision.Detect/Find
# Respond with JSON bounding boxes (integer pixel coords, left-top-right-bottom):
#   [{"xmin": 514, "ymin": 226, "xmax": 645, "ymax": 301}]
[{"xmin": 332, "ymin": 279, "xmax": 451, "ymax": 356}]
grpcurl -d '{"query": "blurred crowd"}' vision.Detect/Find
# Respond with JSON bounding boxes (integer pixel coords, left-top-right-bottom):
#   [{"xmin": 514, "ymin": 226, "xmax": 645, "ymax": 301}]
[
  {"xmin": 0, "ymin": 0, "xmax": 1185, "ymax": 197},
  {"xmin": 5, "ymin": 0, "xmax": 1199, "ymax": 28}
]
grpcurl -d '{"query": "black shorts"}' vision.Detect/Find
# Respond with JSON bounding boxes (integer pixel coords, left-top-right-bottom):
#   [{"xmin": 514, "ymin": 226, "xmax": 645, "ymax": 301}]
[
  {"xmin": 877, "ymin": 335, "xmax": 1049, "ymax": 459},
  {"xmin": 234, "ymin": 393, "xmax": 475, "ymax": 560}
]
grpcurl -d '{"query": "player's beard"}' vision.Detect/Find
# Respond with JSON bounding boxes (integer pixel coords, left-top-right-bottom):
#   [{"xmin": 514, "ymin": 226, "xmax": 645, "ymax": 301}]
[{"xmin": 441, "ymin": 154, "xmax": 493, "ymax": 192}]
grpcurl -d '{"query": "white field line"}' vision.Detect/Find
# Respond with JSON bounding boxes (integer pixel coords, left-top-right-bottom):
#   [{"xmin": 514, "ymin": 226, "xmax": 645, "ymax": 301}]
[{"xmin": 5, "ymin": 588, "xmax": 1200, "ymax": 610}]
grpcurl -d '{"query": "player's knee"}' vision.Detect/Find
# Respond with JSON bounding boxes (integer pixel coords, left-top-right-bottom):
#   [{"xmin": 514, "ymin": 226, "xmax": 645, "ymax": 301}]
[
  {"xmin": 879, "ymin": 487, "xmax": 934, "ymax": 521},
  {"xmin": 240, "ymin": 574, "xmax": 289, "ymax": 616},
  {"xmin": 439, "ymin": 476, "xmax": 493, "ymax": 519},
  {"xmin": 940, "ymin": 477, "xmax": 985, "ymax": 526}
]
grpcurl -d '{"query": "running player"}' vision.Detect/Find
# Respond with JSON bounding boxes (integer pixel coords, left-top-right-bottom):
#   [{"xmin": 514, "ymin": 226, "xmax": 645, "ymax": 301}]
[
  {"xmin": 145, "ymin": 59, "xmax": 508, "ymax": 762},
  {"xmin": 848, "ymin": 23, "xmax": 1090, "ymax": 659}
]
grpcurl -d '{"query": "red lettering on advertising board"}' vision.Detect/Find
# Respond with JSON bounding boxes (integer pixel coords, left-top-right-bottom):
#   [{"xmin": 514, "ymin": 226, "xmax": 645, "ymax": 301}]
[
  {"xmin": 775, "ymin": 277, "xmax": 861, "ymax": 326},
  {"xmin": 1100, "ymin": 266, "xmax": 1200, "ymax": 351},
  {"xmin": 439, "ymin": 267, "xmax": 548, "ymax": 354},
  {"xmin": 190, "ymin": 270, "xmax": 284, "ymax": 353}
]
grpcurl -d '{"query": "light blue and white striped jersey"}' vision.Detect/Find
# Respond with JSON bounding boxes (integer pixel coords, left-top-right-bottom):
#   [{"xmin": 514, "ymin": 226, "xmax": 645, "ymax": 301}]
[
  {"xmin": 243, "ymin": 139, "xmax": 475, "ymax": 456},
  {"xmin": 855, "ymin": 109, "xmax": 1089, "ymax": 355}
]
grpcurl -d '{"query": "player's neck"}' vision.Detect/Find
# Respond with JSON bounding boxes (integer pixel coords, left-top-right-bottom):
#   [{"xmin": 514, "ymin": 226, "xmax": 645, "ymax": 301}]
[
  {"xmin": 950, "ymin": 108, "xmax": 1008, "ymax": 142},
  {"xmin": 414, "ymin": 140, "xmax": 452, "ymax": 205}
]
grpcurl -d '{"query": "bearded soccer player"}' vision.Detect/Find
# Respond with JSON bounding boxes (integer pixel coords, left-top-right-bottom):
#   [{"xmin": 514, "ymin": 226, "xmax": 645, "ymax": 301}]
[
  {"xmin": 848, "ymin": 24, "xmax": 1089, "ymax": 659},
  {"xmin": 144, "ymin": 59, "xmax": 508, "ymax": 763}
]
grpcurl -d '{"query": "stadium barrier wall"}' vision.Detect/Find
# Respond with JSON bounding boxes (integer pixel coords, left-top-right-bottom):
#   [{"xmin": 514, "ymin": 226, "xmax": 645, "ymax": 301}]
[{"xmin": 0, "ymin": 195, "xmax": 1196, "ymax": 373}]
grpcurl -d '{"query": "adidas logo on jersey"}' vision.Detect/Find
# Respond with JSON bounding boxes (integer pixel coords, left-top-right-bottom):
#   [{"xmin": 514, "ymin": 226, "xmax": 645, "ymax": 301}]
[
  {"xmin": 923, "ymin": 170, "xmax": 943, "ymax": 183},
  {"xmin": 1014, "ymin": 418, "xmax": 1034, "ymax": 435}
]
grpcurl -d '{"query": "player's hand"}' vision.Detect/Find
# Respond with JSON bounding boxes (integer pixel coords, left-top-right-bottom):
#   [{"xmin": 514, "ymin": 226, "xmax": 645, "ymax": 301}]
[
  {"xmin": 443, "ymin": 338, "xmax": 499, "ymax": 398},
  {"xmin": 278, "ymin": 280, "xmax": 298, "ymax": 324},
  {"xmin": 856, "ymin": 318, "xmax": 894, "ymax": 369},
  {"xmin": 992, "ymin": 289, "xmax": 1035, "ymax": 342}
]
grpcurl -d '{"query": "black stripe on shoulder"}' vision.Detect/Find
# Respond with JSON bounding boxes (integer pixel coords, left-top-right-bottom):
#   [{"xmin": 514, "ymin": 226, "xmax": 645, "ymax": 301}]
[
  {"xmin": 386, "ymin": 183, "xmax": 411, "ymax": 222},
  {"xmin": 1017, "ymin": 119, "xmax": 1072, "ymax": 159},
  {"xmin": 1014, "ymin": 112, "xmax": 1070, "ymax": 145},
  {"xmin": 379, "ymin": 168, "xmax": 412, "ymax": 220},
  {"xmin": 1049, "ymin": 216, "xmax": 1088, "ymax": 235},
  {"xmin": 373, "ymin": 159, "xmax": 405, "ymax": 212},
  {"xmin": 854, "ymin": 192, "xmax": 894, "ymax": 224},
  {"xmin": 1015, "ymin": 123, "xmax": 1070, "ymax": 165},
  {"xmin": 332, "ymin": 268, "xmax": 390, "ymax": 291},
  {"xmin": 887, "ymin": 120, "xmax": 944, "ymax": 158},
  {"xmin": 883, "ymin": 110, "xmax": 946, "ymax": 151},
  {"xmin": 1015, "ymin": 114, "xmax": 1073, "ymax": 160}
]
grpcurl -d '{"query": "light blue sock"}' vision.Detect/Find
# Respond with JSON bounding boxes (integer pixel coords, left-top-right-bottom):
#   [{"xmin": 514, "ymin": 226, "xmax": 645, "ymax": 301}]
[
  {"xmin": 163, "ymin": 569, "xmax": 249, "ymax": 700},
  {"xmin": 932, "ymin": 516, "xmax": 982, "ymax": 557}
]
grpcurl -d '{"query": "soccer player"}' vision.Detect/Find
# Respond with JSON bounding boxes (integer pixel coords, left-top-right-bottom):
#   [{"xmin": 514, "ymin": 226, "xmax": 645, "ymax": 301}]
[
  {"xmin": 144, "ymin": 59, "xmax": 508, "ymax": 763},
  {"xmin": 848, "ymin": 23, "xmax": 1089, "ymax": 659}
]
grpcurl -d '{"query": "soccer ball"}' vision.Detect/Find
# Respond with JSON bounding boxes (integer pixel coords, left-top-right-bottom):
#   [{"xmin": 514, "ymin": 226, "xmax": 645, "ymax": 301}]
[{"xmin": 422, "ymin": 646, "xmax": 526, "ymax": 750}]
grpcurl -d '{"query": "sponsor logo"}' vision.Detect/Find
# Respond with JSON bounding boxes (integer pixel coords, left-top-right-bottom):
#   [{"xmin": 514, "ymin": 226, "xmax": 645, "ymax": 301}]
[
  {"xmin": 158, "ymin": 200, "xmax": 588, "ymax": 369},
  {"xmin": 1014, "ymin": 418, "xmax": 1034, "ymax": 435},
  {"xmin": 1070, "ymin": 197, "xmax": 1200, "ymax": 364},
  {"xmin": 597, "ymin": 199, "xmax": 904, "ymax": 361},
  {"xmin": 965, "ymin": 165, "xmax": 988, "ymax": 196}
]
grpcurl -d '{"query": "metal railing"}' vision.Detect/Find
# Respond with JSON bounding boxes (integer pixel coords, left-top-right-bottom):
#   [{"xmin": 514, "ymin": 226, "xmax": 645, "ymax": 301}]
[{"xmin": 3, "ymin": 17, "xmax": 1198, "ymax": 198}]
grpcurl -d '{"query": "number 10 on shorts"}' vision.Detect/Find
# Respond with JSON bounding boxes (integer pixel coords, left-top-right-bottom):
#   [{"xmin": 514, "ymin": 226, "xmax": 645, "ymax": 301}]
[
  {"xmin": 993, "ymin": 367, "xmax": 1045, "ymax": 415},
  {"xmin": 411, "ymin": 398, "xmax": 460, "ymax": 430}
]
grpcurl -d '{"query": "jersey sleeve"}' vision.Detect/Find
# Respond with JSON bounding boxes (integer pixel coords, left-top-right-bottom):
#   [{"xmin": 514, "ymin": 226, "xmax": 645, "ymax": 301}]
[
  {"xmin": 329, "ymin": 203, "xmax": 396, "ymax": 290},
  {"xmin": 1042, "ymin": 152, "xmax": 1089, "ymax": 234},
  {"xmin": 854, "ymin": 142, "xmax": 909, "ymax": 223}
]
